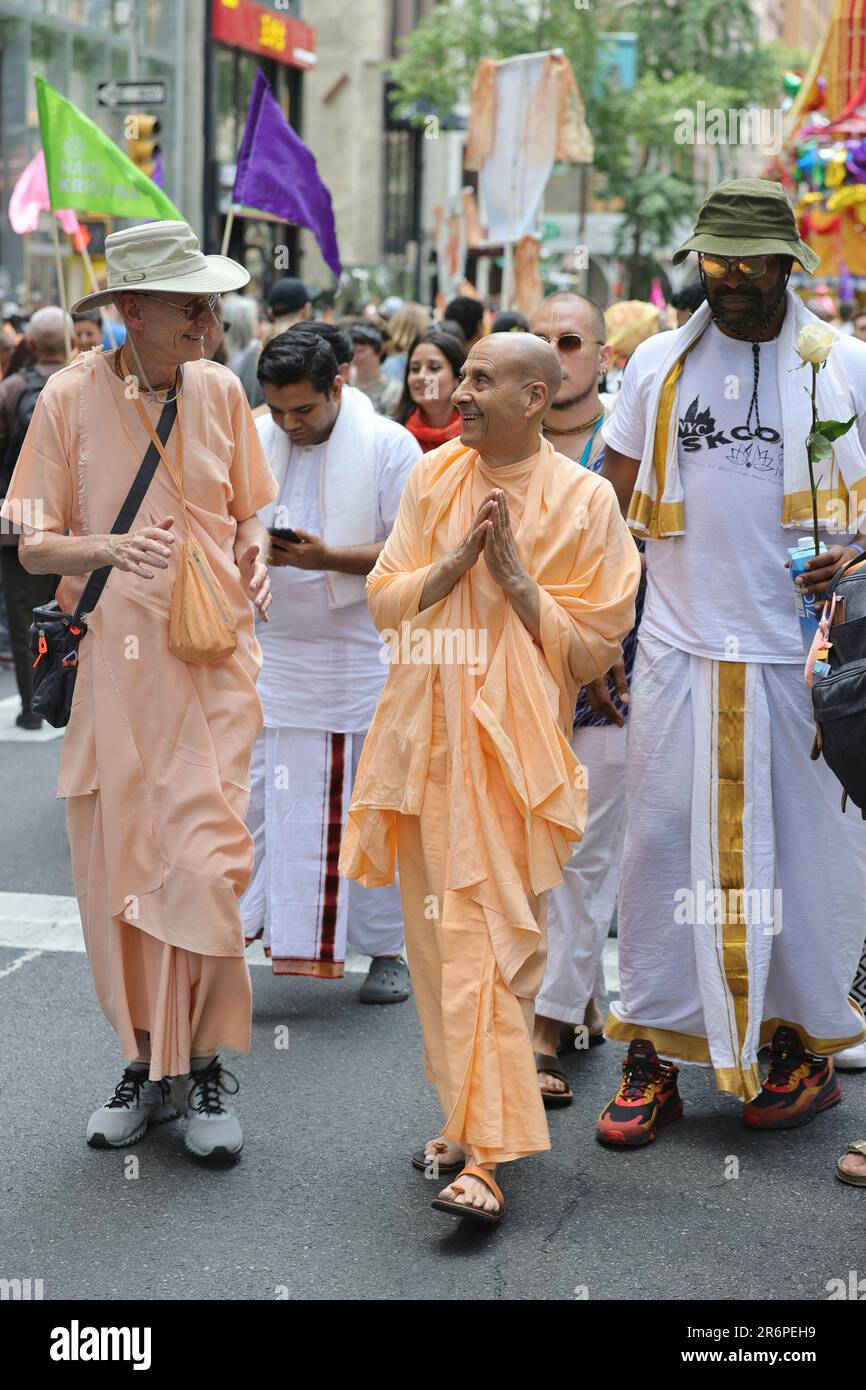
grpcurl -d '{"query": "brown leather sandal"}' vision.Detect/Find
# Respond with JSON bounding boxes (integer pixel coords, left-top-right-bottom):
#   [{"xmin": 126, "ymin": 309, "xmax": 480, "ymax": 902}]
[
  {"xmin": 411, "ymin": 1139, "xmax": 464, "ymax": 1175},
  {"xmin": 535, "ymin": 1050, "xmax": 574, "ymax": 1107},
  {"xmin": 835, "ymin": 1139, "xmax": 866, "ymax": 1187},
  {"xmin": 430, "ymin": 1164, "xmax": 505, "ymax": 1224}
]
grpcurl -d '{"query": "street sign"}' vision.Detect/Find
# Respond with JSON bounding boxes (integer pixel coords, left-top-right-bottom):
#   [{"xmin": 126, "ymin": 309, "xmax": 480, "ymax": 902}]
[{"xmin": 97, "ymin": 80, "xmax": 167, "ymax": 109}]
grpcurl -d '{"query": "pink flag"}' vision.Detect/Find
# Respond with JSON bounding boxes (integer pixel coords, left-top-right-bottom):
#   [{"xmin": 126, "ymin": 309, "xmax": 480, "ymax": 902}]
[
  {"xmin": 8, "ymin": 149, "xmax": 81, "ymax": 236},
  {"xmin": 649, "ymin": 276, "xmax": 666, "ymax": 309}
]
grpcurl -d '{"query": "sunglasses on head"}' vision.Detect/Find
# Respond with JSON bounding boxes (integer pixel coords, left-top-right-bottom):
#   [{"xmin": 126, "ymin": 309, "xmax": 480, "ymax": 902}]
[
  {"xmin": 532, "ymin": 331, "xmax": 601, "ymax": 354},
  {"xmin": 142, "ymin": 292, "xmax": 221, "ymax": 321},
  {"xmin": 699, "ymin": 254, "xmax": 772, "ymax": 280}
]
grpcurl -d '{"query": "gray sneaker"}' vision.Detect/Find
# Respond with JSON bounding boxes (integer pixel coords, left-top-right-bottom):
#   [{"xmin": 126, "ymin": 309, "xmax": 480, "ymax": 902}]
[
  {"xmin": 182, "ymin": 1058, "xmax": 243, "ymax": 1161},
  {"xmin": 86, "ymin": 1065, "xmax": 177, "ymax": 1149}
]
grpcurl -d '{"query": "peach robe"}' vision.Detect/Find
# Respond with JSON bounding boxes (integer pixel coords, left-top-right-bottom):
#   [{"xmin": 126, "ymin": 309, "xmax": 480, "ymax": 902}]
[
  {"xmin": 340, "ymin": 437, "xmax": 640, "ymax": 1163},
  {"xmin": 0, "ymin": 350, "xmax": 278, "ymax": 1078}
]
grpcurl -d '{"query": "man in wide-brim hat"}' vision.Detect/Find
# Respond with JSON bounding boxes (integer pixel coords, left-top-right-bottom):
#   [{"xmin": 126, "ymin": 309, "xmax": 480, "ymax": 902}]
[
  {"xmin": 592, "ymin": 179, "xmax": 866, "ymax": 1178},
  {"xmin": 0, "ymin": 220, "xmax": 278, "ymax": 1161}
]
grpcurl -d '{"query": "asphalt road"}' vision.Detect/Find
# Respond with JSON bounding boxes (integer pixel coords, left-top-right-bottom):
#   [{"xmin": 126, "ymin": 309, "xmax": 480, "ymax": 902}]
[{"xmin": 1, "ymin": 666, "xmax": 865, "ymax": 1302}]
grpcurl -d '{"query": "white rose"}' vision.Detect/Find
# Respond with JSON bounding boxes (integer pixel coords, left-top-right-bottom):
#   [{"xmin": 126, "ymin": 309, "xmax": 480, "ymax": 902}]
[{"xmin": 796, "ymin": 323, "xmax": 835, "ymax": 365}]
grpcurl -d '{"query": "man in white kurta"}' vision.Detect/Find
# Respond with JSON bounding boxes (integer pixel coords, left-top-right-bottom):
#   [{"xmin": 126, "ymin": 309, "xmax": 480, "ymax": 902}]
[{"xmin": 240, "ymin": 327, "xmax": 420, "ymax": 999}]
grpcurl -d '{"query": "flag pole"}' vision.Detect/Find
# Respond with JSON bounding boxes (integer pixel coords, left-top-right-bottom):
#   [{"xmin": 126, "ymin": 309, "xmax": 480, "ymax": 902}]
[
  {"xmin": 220, "ymin": 205, "xmax": 237, "ymax": 258},
  {"xmin": 49, "ymin": 215, "xmax": 72, "ymax": 362},
  {"xmin": 78, "ymin": 235, "xmax": 118, "ymax": 348}
]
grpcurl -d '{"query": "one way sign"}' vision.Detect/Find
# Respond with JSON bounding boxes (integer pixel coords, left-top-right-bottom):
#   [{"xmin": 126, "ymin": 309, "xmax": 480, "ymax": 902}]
[{"xmin": 97, "ymin": 79, "xmax": 167, "ymax": 108}]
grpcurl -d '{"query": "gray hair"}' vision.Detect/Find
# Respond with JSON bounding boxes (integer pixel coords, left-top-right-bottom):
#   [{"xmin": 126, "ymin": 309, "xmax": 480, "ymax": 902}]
[
  {"xmin": 221, "ymin": 294, "xmax": 259, "ymax": 358},
  {"xmin": 28, "ymin": 306, "xmax": 73, "ymax": 355}
]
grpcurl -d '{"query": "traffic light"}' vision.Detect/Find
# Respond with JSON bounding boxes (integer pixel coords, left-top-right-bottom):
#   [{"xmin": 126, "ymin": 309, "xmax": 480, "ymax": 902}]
[{"xmin": 125, "ymin": 112, "xmax": 160, "ymax": 178}]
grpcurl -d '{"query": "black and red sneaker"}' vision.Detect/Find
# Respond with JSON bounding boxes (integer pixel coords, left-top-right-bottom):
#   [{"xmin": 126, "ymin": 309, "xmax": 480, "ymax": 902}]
[
  {"xmin": 742, "ymin": 1026, "xmax": 841, "ymax": 1130},
  {"xmin": 597, "ymin": 1039, "xmax": 684, "ymax": 1147}
]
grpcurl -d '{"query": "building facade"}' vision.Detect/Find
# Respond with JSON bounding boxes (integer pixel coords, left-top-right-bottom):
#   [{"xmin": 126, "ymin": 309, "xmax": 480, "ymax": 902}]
[
  {"xmin": 206, "ymin": 0, "xmax": 316, "ymax": 301},
  {"xmin": 0, "ymin": 0, "xmax": 204, "ymax": 308},
  {"xmin": 298, "ymin": 0, "xmax": 458, "ymax": 304}
]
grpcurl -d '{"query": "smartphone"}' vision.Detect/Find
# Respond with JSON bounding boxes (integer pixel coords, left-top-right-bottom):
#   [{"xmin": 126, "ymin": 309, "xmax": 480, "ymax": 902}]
[{"xmin": 268, "ymin": 526, "xmax": 303, "ymax": 544}]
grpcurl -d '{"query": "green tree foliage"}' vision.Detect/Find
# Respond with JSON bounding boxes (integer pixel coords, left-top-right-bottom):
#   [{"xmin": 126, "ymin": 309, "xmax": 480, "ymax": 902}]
[
  {"xmin": 387, "ymin": 0, "xmax": 788, "ymax": 290},
  {"xmin": 386, "ymin": 0, "xmax": 597, "ymax": 128}
]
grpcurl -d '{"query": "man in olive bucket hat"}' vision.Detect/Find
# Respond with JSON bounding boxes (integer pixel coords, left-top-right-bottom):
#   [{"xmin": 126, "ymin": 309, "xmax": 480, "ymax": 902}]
[
  {"xmin": 594, "ymin": 179, "xmax": 866, "ymax": 1182},
  {"xmin": 0, "ymin": 221, "xmax": 279, "ymax": 1162}
]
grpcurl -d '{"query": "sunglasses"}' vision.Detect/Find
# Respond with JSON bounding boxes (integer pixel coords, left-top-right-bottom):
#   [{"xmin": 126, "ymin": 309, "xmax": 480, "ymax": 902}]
[
  {"xmin": 532, "ymin": 331, "xmax": 602, "ymax": 354},
  {"xmin": 699, "ymin": 254, "xmax": 771, "ymax": 280},
  {"xmin": 141, "ymin": 292, "xmax": 221, "ymax": 321}
]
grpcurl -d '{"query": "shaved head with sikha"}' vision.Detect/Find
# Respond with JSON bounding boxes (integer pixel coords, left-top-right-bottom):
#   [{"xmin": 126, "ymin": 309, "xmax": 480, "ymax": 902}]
[
  {"xmin": 474, "ymin": 330, "xmax": 562, "ymax": 399},
  {"xmin": 453, "ymin": 331, "xmax": 561, "ymax": 466}
]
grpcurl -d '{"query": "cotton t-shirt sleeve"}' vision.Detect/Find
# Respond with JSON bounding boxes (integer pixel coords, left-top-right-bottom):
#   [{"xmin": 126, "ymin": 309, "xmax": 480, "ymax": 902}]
[
  {"xmin": 228, "ymin": 379, "xmax": 280, "ymax": 520},
  {"xmin": 377, "ymin": 424, "xmax": 422, "ymax": 534},
  {"xmin": 0, "ymin": 390, "xmax": 73, "ymax": 536},
  {"xmin": 600, "ymin": 344, "xmax": 653, "ymax": 460}
]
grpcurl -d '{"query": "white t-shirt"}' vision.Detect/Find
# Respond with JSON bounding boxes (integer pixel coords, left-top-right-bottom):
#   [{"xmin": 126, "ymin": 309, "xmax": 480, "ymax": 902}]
[
  {"xmin": 603, "ymin": 321, "xmax": 866, "ymax": 663},
  {"xmin": 256, "ymin": 416, "xmax": 420, "ymax": 731}
]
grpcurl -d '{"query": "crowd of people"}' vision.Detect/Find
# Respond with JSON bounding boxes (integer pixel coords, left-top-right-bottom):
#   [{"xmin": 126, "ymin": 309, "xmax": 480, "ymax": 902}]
[{"xmin": 2, "ymin": 177, "xmax": 866, "ymax": 1222}]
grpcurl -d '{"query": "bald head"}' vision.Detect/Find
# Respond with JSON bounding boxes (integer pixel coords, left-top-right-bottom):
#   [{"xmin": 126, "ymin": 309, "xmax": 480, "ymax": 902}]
[
  {"xmin": 467, "ymin": 331, "xmax": 561, "ymax": 402},
  {"xmin": 28, "ymin": 307, "xmax": 72, "ymax": 360},
  {"xmin": 453, "ymin": 331, "xmax": 562, "ymax": 463}
]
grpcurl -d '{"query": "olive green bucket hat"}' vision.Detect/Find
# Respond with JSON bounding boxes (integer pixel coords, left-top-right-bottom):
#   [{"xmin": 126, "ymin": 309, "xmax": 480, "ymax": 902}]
[{"xmin": 672, "ymin": 178, "xmax": 819, "ymax": 273}]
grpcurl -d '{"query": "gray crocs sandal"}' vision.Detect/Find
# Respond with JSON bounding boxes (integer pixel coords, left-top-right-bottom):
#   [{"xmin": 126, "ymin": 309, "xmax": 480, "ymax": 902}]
[{"xmin": 359, "ymin": 955, "xmax": 410, "ymax": 1005}]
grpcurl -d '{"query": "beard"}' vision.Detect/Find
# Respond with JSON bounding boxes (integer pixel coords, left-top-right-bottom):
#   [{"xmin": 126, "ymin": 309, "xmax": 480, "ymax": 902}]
[
  {"xmin": 706, "ymin": 271, "xmax": 788, "ymax": 336},
  {"xmin": 707, "ymin": 286, "xmax": 765, "ymax": 333},
  {"xmin": 548, "ymin": 379, "xmax": 597, "ymax": 411}
]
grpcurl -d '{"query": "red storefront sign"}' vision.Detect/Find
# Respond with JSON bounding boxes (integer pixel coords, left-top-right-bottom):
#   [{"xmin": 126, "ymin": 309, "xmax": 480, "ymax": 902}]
[{"xmin": 211, "ymin": 0, "xmax": 317, "ymax": 69}]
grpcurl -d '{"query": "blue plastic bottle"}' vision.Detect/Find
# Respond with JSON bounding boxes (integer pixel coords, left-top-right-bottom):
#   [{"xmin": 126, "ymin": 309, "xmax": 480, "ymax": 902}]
[{"xmin": 788, "ymin": 536, "xmax": 827, "ymax": 655}]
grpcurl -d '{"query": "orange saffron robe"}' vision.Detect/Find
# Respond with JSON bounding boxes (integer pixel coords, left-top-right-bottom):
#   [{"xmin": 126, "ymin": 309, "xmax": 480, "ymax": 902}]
[{"xmin": 340, "ymin": 437, "xmax": 640, "ymax": 1162}]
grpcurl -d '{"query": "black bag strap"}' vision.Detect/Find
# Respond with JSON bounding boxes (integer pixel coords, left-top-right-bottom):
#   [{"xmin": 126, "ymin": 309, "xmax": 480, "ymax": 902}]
[
  {"xmin": 73, "ymin": 395, "xmax": 178, "ymax": 621},
  {"xmin": 826, "ymin": 547, "xmax": 866, "ymax": 601}
]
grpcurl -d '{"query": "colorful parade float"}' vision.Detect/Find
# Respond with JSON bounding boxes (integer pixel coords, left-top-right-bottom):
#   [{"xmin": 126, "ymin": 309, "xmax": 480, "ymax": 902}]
[{"xmin": 772, "ymin": 0, "xmax": 866, "ymax": 303}]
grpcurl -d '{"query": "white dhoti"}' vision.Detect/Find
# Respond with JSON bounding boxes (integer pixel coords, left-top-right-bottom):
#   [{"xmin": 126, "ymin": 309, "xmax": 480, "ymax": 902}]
[
  {"xmin": 608, "ymin": 632, "xmax": 866, "ymax": 1100},
  {"xmin": 536, "ymin": 723, "xmax": 626, "ymax": 1025},
  {"xmin": 241, "ymin": 727, "xmax": 404, "ymax": 976}
]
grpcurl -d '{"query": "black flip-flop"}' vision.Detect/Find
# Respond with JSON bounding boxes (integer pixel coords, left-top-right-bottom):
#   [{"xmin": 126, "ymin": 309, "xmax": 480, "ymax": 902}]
[
  {"xmin": 431, "ymin": 1164, "xmax": 504, "ymax": 1224},
  {"xmin": 535, "ymin": 1051, "xmax": 574, "ymax": 1107},
  {"xmin": 411, "ymin": 1141, "xmax": 463, "ymax": 1175}
]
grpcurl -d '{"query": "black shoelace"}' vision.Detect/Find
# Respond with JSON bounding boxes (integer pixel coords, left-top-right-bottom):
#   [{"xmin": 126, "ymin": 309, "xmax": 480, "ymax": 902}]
[
  {"xmin": 188, "ymin": 1059, "xmax": 239, "ymax": 1116},
  {"xmin": 620, "ymin": 1057, "xmax": 663, "ymax": 1100},
  {"xmin": 766, "ymin": 1034, "xmax": 806, "ymax": 1086},
  {"xmin": 105, "ymin": 1067, "xmax": 167, "ymax": 1110}
]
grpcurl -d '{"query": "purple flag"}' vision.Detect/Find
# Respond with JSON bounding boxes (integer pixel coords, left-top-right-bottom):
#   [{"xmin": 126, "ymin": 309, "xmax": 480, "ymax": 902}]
[{"xmin": 233, "ymin": 70, "xmax": 341, "ymax": 278}]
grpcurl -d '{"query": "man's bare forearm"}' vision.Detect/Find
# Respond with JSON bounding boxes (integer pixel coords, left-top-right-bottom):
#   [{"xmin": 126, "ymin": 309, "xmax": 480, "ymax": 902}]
[
  {"xmin": 419, "ymin": 555, "xmax": 462, "ymax": 610},
  {"xmin": 326, "ymin": 541, "xmax": 384, "ymax": 575},
  {"xmin": 601, "ymin": 446, "xmax": 640, "ymax": 519},
  {"xmin": 234, "ymin": 514, "xmax": 270, "ymax": 566},
  {"xmin": 19, "ymin": 531, "xmax": 111, "ymax": 576},
  {"xmin": 505, "ymin": 573, "xmax": 542, "ymax": 644}
]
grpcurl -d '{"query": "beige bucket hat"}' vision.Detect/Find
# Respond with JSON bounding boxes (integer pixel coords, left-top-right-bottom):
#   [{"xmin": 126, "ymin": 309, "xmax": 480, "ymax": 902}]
[{"xmin": 71, "ymin": 220, "xmax": 249, "ymax": 313}]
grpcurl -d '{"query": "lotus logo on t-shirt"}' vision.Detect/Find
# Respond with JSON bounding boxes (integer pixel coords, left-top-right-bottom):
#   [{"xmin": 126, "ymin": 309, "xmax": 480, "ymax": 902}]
[{"xmin": 678, "ymin": 396, "xmax": 782, "ymax": 481}]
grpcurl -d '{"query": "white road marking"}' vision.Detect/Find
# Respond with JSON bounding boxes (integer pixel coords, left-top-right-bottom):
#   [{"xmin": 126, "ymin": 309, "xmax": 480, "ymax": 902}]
[
  {"xmin": 0, "ymin": 892, "xmax": 620, "ymax": 987},
  {"xmin": 0, "ymin": 694, "xmax": 64, "ymax": 741},
  {"xmin": 0, "ymin": 892, "xmax": 369, "ymax": 972},
  {"xmin": 0, "ymin": 948, "xmax": 43, "ymax": 979}
]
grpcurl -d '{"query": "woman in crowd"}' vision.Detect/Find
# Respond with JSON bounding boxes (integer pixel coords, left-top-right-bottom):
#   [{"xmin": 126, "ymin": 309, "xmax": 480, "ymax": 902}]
[
  {"xmin": 394, "ymin": 327, "xmax": 466, "ymax": 450},
  {"xmin": 381, "ymin": 301, "xmax": 431, "ymax": 381}
]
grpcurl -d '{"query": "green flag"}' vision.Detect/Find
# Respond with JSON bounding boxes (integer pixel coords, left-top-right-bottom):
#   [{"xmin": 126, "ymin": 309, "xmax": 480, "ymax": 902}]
[{"xmin": 35, "ymin": 75, "xmax": 182, "ymax": 221}]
